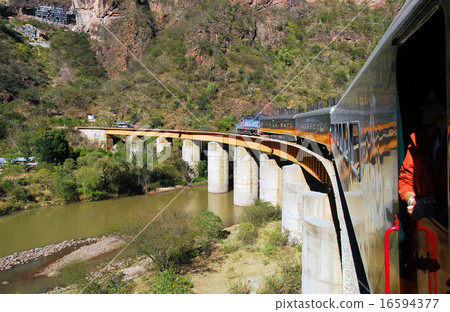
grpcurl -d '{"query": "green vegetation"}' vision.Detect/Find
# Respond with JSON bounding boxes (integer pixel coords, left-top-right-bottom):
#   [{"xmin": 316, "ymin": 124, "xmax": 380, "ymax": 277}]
[
  {"xmin": 59, "ymin": 260, "xmax": 90, "ymax": 287},
  {"xmin": 237, "ymin": 222, "xmax": 258, "ymax": 245},
  {"xmin": 0, "ymin": 137, "xmax": 196, "ymax": 214},
  {"xmin": 240, "ymin": 199, "xmax": 281, "ymax": 227},
  {"xmin": 149, "ymin": 269, "xmax": 194, "ymax": 294},
  {"xmin": 119, "ymin": 208, "xmax": 224, "ymax": 272},
  {"xmin": 52, "ymin": 219, "xmax": 300, "ymax": 294},
  {"xmin": 0, "ymin": 1, "xmax": 405, "ymax": 157},
  {"xmin": 0, "ymin": 0, "xmax": 406, "ymax": 215},
  {"xmin": 228, "ymin": 279, "xmax": 252, "ymax": 294},
  {"xmin": 193, "ymin": 211, "xmax": 224, "ymax": 248},
  {"xmin": 258, "ymin": 261, "xmax": 302, "ymax": 294},
  {"xmin": 35, "ymin": 130, "xmax": 71, "ymax": 164}
]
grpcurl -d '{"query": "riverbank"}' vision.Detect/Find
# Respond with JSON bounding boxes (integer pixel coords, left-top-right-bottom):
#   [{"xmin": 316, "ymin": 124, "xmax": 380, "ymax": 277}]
[
  {"xmin": 43, "ymin": 221, "xmax": 301, "ymax": 294},
  {"xmin": 0, "ymin": 237, "xmax": 98, "ymax": 272},
  {"xmin": 36, "ymin": 236, "xmax": 125, "ymax": 277},
  {"xmin": 0, "ymin": 180, "xmax": 207, "ymax": 218}
]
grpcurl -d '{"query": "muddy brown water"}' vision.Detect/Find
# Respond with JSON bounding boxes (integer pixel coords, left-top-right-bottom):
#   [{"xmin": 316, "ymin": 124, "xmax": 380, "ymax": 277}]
[{"xmin": 0, "ymin": 186, "xmax": 242, "ymax": 293}]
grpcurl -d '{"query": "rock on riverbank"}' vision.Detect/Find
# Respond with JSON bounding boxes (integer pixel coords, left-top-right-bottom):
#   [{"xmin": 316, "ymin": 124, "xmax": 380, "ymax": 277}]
[
  {"xmin": 36, "ymin": 236, "xmax": 125, "ymax": 277},
  {"xmin": 0, "ymin": 238, "xmax": 98, "ymax": 271}
]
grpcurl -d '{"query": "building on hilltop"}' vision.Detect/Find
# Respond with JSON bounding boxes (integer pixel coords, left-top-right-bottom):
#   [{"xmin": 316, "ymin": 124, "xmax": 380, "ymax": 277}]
[
  {"xmin": 35, "ymin": 6, "xmax": 74, "ymax": 25},
  {"xmin": 21, "ymin": 24, "xmax": 45, "ymax": 41}
]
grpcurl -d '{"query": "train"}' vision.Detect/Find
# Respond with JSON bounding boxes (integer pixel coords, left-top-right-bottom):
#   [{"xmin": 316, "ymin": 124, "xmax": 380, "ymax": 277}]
[
  {"xmin": 236, "ymin": 102, "xmax": 338, "ymax": 159},
  {"xmin": 236, "ymin": 115, "xmax": 265, "ymax": 136},
  {"xmin": 238, "ymin": 0, "xmax": 450, "ymax": 294}
]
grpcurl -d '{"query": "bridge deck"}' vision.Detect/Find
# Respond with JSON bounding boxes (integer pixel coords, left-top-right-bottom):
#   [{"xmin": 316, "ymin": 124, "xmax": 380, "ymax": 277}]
[{"xmin": 76, "ymin": 127, "xmax": 331, "ymax": 186}]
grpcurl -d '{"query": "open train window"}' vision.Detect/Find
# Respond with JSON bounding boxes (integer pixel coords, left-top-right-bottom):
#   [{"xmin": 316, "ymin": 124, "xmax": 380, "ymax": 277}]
[{"xmin": 397, "ymin": 5, "xmax": 446, "ymax": 153}]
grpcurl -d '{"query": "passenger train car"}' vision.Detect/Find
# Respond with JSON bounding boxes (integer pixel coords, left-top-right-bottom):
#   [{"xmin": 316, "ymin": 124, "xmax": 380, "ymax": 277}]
[
  {"xmin": 237, "ymin": 0, "xmax": 449, "ymax": 294},
  {"xmin": 330, "ymin": 0, "xmax": 449, "ymax": 293}
]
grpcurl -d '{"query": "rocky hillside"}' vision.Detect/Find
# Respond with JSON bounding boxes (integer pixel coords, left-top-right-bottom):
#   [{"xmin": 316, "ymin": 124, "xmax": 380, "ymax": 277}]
[{"xmin": 0, "ymin": 0, "xmax": 405, "ymax": 154}]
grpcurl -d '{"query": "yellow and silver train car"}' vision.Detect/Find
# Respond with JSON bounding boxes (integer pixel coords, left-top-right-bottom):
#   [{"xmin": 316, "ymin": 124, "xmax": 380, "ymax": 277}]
[{"xmin": 331, "ymin": 0, "xmax": 449, "ymax": 293}]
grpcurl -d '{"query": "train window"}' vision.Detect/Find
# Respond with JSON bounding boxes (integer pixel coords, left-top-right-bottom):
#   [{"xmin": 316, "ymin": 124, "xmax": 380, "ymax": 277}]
[
  {"xmin": 343, "ymin": 123, "xmax": 349, "ymax": 159},
  {"xmin": 349, "ymin": 122, "xmax": 361, "ymax": 181},
  {"xmin": 338, "ymin": 124, "xmax": 341, "ymax": 148},
  {"xmin": 339, "ymin": 123, "xmax": 344, "ymax": 149}
]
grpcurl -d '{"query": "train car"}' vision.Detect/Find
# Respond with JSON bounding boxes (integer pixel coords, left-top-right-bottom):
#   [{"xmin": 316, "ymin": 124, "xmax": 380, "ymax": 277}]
[
  {"xmin": 258, "ymin": 113, "xmax": 300, "ymax": 143},
  {"xmin": 236, "ymin": 115, "xmax": 264, "ymax": 135},
  {"xmin": 330, "ymin": 0, "xmax": 449, "ymax": 293},
  {"xmin": 260, "ymin": 114, "xmax": 297, "ymax": 142},
  {"xmin": 295, "ymin": 106, "xmax": 334, "ymax": 158}
]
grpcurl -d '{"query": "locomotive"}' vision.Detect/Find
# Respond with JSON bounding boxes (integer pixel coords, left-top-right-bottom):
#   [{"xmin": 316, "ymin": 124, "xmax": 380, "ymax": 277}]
[{"xmin": 236, "ymin": 115, "xmax": 265, "ymax": 136}]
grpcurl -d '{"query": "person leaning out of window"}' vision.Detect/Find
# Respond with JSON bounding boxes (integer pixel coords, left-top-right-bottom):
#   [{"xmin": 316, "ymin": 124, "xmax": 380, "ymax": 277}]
[{"xmin": 398, "ymin": 91, "xmax": 448, "ymax": 228}]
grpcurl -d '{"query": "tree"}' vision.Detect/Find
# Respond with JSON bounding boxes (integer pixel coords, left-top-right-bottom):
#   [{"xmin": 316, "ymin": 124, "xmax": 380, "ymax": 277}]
[
  {"xmin": 55, "ymin": 166, "xmax": 79, "ymax": 202},
  {"xmin": 132, "ymin": 208, "xmax": 196, "ymax": 271},
  {"xmin": 35, "ymin": 130, "xmax": 70, "ymax": 164}
]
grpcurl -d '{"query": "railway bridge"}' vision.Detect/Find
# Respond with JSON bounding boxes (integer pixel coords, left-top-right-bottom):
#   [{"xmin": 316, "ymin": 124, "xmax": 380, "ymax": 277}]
[{"xmin": 76, "ymin": 126, "xmax": 359, "ymax": 294}]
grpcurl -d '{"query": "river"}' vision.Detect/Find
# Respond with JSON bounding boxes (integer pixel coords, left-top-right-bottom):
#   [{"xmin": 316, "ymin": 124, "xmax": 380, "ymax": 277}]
[{"xmin": 0, "ymin": 186, "xmax": 241, "ymax": 293}]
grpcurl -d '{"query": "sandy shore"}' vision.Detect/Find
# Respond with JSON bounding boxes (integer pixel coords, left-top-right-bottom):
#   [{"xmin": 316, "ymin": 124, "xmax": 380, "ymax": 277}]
[
  {"xmin": 0, "ymin": 238, "xmax": 98, "ymax": 271},
  {"xmin": 35, "ymin": 236, "xmax": 125, "ymax": 277}
]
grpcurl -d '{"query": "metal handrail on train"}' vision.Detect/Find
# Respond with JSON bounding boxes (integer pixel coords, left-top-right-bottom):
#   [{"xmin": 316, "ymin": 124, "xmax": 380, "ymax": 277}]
[
  {"xmin": 384, "ymin": 215, "xmax": 439, "ymax": 294},
  {"xmin": 384, "ymin": 215, "xmax": 400, "ymax": 294}
]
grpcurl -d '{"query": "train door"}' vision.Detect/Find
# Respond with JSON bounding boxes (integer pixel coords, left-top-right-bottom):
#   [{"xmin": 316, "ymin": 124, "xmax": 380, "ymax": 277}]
[{"xmin": 396, "ymin": 2, "xmax": 449, "ymax": 293}]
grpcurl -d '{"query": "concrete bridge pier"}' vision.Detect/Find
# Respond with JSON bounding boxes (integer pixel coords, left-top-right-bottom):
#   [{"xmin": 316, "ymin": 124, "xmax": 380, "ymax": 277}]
[
  {"xmin": 233, "ymin": 147, "xmax": 258, "ymax": 206},
  {"xmin": 281, "ymin": 181, "xmax": 309, "ymax": 244},
  {"xmin": 281, "ymin": 164, "xmax": 307, "ymax": 239},
  {"xmin": 182, "ymin": 139, "xmax": 201, "ymax": 170},
  {"xmin": 207, "ymin": 142, "xmax": 229, "ymax": 193},
  {"xmin": 126, "ymin": 135, "xmax": 144, "ymax": 168},
  {"xmin": 259, "ymin": 154, "xmax": 282, "ymax": 206},
  {"xmin": 78, "ymin": 128, "xmax": 107, "ymax": 149},
  {"xmin": 156, "ymin": 137, "xmax": 172, "ymax": 157},
  {"xmin": 302, "ymin": 191, "xmax": 342, "ymax": 294}
]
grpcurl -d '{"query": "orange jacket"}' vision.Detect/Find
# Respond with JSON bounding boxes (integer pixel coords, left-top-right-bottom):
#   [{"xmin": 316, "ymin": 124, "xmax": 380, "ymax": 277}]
[{"xmin": 398, "ymin": 127, "xmax": 447, "ymax": 206}]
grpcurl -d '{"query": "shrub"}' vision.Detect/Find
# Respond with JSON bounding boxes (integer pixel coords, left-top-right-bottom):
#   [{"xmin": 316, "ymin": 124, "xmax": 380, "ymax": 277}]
[
  {"xmin": 0, "ymin": 204, "xmax": 17, "ymax": 216},
  {"xmin": 237, "ymin": 222, "xmax": 258, "ymax": 245},
  {"xmin": 10, "ymin": 186, "xmax": 32, "ymax": 202},
  {"xmin": 2, "ymin": 180, "xmax": 14, "ymax": 192},
  {"xmin": 222, "ymin": 239, "xmax": 238, "ymax": 253},
  {"xmin": 193, "ymin": 211, "xmax": 223, "ymax": 248},
  {"xmin": 55, "ymin": 171, "xmax": 79, "ymax": 202},
  {"xmin": 263, "ymin": 242, "xmax": 277, "ymax": 257},
  {"xmin": 218, "ymin": 115, "xmax": 237, "ymax": 132},
  {"xmin": 105, "ymin": 272, "xmax": 131, "ymax": 294},
  {"xmin": 268, "ymin": 226, "xmax": 290, "ymax": 247},
  {"xmin": 132, "ymin": 208, "xmax": 196, "ymax": 271},
  {"xmin": 332, "ymin": 70, "xmax": 348, "ymax": 87},
  {"xmin": 196, "ymin": 160, "xmax": 207, "ymax": 178},
  {"xmin": 90, "ymin": 190, "xmax": 110, "ymax": 201},
  {"xmin": 259, "ymin": 261, "xmax": 302, "ymax": 294},
  {"xmin": 239, "ymin": 199, "xmax": 281, "ymax": 227},
  {"xmin": 150, "ymin": 269, "xmax": 194, "ymax": 294},
  {"xmin": 228, "ymin": 280, "xmax": 251, "ymax": 294},
  {"xmin": 217, "ymin": 54, "xmax": 228, "ymax": 71}
]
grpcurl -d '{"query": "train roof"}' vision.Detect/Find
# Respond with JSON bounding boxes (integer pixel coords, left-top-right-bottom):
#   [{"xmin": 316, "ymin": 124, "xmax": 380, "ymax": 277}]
[
  {"xmin": 294, "ymin": 106, "xmax": 334, "ymax": 118},
  {"xmin": 239, "ymin": 114, "xmax": 266, "ymax": 120},
  {"xmin": 260, "ymin": 114, "xmax": 296, "ymax": 121}
]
